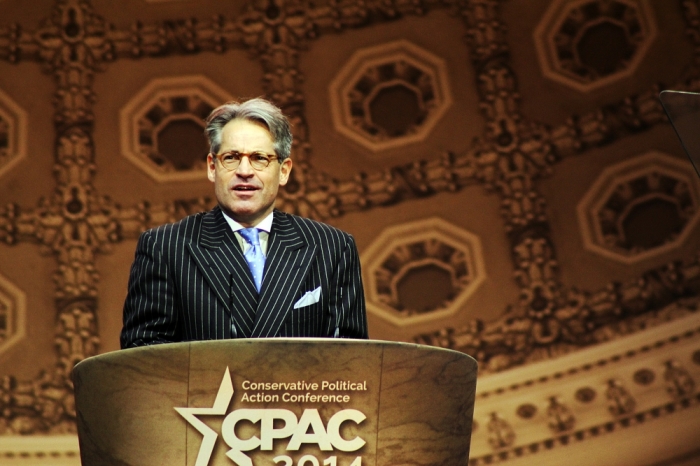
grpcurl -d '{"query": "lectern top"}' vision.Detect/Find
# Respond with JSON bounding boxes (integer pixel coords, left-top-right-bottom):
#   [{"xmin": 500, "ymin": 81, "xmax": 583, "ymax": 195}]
[
  {"xmin": 660, "ymin": 90, "xmax": 700, "ymax": 177},
  {"xmin": 73, "ymin": 339, "xmax": 477, "ymax": 466}
]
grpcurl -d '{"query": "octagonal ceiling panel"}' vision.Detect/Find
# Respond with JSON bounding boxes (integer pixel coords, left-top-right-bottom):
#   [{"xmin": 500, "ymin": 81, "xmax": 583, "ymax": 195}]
[
  {"xmin": 534, "ymin": 0, "xmax": 657, "ymax": 92},
  {"xmin": 0, "ymin": 271, "xmax": 26, "ymax": 355},
  {"xmin": 329, "ymin": 39, "xmax": 453, "ymax": 152},
  {"xmin": 0, "ymin": 87, "xmax": 27, "ymax": 179},
  {"xmin": 361, "ymin": 217, "xmax": 486, "ymax": 327},
  {"xmin": 120, "ymin": 75, "xmax": 233, "ymax": 183},
  {"xmin": 577, "ymin": 151, "xmax": 700, "ymax": 264}
]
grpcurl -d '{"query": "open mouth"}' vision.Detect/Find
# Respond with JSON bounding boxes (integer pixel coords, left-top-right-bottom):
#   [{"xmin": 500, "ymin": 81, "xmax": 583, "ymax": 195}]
[{"xmin": 233, "ymin": 186, "xmax": 258, "ymax": 191}]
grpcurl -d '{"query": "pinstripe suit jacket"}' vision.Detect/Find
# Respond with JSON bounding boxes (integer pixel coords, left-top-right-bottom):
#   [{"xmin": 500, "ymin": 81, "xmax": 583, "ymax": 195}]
[{"xmin": 120, "ymin": 207, "xmax": 368, "ymax": 348}]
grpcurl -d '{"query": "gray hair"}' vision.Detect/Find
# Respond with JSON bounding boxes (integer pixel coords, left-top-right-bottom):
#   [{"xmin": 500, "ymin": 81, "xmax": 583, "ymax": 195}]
[{"xmin": 204, "ymin": 98, "xmax": 293, "ymax": 160}]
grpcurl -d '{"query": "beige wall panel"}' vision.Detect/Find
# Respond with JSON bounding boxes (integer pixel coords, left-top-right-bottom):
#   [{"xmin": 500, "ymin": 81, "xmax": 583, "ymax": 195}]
[
  {"xmin": 0, "ymin": 60, "xmax": 56, "ymax": 208},
  {"xmin": 95, "ymin": 240, "xmax": 137, "ymax": 353},
  {"xmin": 508, "ymin": 0, "xmax": 694, "ymax": 125},
  {"xmin": 0, "ymin": 245, "xmax": 56, "ymax": 380},
  {"xmin": 92, "ymin": 52, "xmax": 262, "ymax": 204},
  {"xmin": 0, "ymin": 59, "xmax": 60, "ymax": 381},
  {"xmin": 302, "ymin": 10, "xmax": 480, "ymax": 179},
  {"xmin": 92, "ymin": 0, "xmax": 251, "ymax": 24},
  {"xmin": 330, "ymin": 186, "xmax": 518, "ymax": 341},
  {"xmin": 0, "ymin": 0, "xmax": 56, "ymax": 25},
  {"xmin": 541, "ymin": 125, "xmax": 700, "ymax": 292}
]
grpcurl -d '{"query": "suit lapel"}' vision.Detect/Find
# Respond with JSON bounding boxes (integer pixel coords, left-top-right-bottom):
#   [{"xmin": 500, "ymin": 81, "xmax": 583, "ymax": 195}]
[
  {"xmin": 251, "ymin": 211, "xmax": 318, "ymax": 338},
  {"xmin": 186, "ymin": 207, "xmax": 258, "ymax": 336}
]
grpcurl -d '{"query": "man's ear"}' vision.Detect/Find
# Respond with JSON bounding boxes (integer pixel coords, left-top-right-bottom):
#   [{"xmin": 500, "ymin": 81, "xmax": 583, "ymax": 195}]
[
  {"xmin": 207, "ymin": 154, "xmax": 216, "ymax": 182},
  {"xmin": 278, "ymin": 157, "xmax": 293, "ymax": 185}
]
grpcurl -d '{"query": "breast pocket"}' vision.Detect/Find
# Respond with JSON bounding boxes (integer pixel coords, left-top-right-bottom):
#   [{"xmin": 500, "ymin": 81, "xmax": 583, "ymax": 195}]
[{"xmin": 282, "ymin": 303, "xmax": 327, "ymax": 337}]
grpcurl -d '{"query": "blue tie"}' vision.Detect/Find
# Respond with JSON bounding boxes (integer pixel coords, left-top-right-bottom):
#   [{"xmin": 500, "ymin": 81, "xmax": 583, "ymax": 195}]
[{"xmin": 238, "ymin": 228, "xmax": 265, "ymax": 292}]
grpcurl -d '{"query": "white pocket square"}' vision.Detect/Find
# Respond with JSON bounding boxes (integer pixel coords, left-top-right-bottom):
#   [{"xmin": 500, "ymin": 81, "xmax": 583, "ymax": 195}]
[{"xmin": 293, "ymin": 286, "xmax": 321, "ymax": 309}]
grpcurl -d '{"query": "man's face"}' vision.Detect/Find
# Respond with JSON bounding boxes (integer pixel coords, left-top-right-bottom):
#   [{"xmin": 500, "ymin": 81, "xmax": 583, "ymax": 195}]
[{"xmin": 207, "ymin": 118, "xmax": 292, "ymax": 227}]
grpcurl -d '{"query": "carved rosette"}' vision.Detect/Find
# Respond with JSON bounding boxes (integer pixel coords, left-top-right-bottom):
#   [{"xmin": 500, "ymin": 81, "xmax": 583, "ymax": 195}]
[
  {"xmin": 534, "ymin": 0, "xmax": 657, "ymax": 92},
  {"xmin": 47, "ymin": 127, "xmax": 120, "ymax": 298},
  {"xmin": 546, "ymin": 396, "xmax": 576, "ymax": 433},
  {"xmin": 663, "ymin": 360, "xmax": 696, "ymax": 399},
  {"xmin": 486, "ymin": 412, "xmax": 516, "ymax": 449}
]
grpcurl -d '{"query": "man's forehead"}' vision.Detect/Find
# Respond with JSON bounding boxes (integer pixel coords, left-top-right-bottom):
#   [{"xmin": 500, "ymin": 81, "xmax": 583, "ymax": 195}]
[{"xmin": 220, "ymin": 119, "xmax": 274, "ymax": 146}]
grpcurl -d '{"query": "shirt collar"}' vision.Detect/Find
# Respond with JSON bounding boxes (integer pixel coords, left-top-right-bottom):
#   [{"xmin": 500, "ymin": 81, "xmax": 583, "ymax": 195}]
[{"xmin": 221, "ymin": 210, "xmax": 274, "ymax": 234}]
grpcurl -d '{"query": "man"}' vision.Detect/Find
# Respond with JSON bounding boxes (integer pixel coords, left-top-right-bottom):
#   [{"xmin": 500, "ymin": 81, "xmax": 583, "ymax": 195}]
[{"xmin": 120, "ymin": 98, "xmax": 368, "ymax": 348}]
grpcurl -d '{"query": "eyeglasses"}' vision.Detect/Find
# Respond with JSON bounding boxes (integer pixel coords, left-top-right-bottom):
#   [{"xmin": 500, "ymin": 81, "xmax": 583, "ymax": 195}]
[{"xmin": 212, "ymin": 151, "xmax": 279, "ymax": 171}]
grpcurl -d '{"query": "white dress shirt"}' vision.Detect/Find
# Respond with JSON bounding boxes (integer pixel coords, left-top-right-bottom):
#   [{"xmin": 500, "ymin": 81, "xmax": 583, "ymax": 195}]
[{"xmin": 221, "ymin": 210, "xmax": 273, "ymax": 256}]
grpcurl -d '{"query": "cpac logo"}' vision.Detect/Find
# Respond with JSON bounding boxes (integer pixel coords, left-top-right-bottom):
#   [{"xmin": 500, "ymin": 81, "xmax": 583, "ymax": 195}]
[{"xmin": 175, "ymin": 368, "xmax": 366, "ymax": 466}]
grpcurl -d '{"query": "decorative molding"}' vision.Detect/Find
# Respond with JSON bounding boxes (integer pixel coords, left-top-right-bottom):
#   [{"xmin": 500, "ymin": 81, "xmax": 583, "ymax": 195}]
[
  {"xmin": 534, "ymin": 0, "xmax": 657, "ymax": 92},
  {"xmin": 416, "ymin": 261, "xmax": 700, "ymax": 373},
  {"xmin": 361, "ymin": 217, "xmax": 486, "ymax": 326},
  {"xmin": 329, "ymin": 39, "xmax": 452, "ymax": 152},
  {"xmin": 0, "ymin": 0, "xmax": 125, "ymax": 436},
  {"xmin": 0, "ymin": 435, "xmax": 79, "ymax": 464},
  {"xmin": 469, "ymin": 311, "xmax": 700, "ymax": 464},
  {"xmin": 0, "ymin": 86, "xmax": 28, "ymax": 179},
  {"xmin": 119, "ymin": 75, "xmax": 233, "ymax": 183},
  {"xmin": 577, "ymin": 151, "xmax": 700, "ymax": 264}
]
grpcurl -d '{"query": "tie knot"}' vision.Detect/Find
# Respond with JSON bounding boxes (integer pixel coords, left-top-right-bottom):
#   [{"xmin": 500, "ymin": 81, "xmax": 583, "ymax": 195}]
[{"xmin": 239, "ymin": 227, "xmax": 261, "ymax": 246}]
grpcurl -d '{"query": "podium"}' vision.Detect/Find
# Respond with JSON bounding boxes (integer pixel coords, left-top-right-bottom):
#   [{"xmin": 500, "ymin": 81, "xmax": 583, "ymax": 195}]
[
  {"xmin": 661, "ymin": 89, "xmax": 700, "ymax": 176},
  {"xmin": 72, "ymin": 339, "xmax": 477, "ymax": 466}
]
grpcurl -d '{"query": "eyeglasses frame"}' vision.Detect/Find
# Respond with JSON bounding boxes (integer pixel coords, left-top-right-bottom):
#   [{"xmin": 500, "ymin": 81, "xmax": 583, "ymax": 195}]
[{"xmin": 211, "ymin": 150, "xmax": 280, "ymax": 171}]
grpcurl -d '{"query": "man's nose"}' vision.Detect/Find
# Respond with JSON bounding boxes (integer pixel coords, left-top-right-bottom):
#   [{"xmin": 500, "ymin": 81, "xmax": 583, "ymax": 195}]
[{"xmin": 235, "ymin": 156, "xmax": 255, "ymax": 177}]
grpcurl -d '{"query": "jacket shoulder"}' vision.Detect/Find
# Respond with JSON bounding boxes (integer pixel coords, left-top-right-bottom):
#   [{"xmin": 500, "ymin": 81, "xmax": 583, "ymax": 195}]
[
  {"xmin": 141, "ymin": 210, "xmax": 208, "ymax": 242},
  {"xmin": 277, "ymin": 211, "xmax": 353, "ymax": 242}
]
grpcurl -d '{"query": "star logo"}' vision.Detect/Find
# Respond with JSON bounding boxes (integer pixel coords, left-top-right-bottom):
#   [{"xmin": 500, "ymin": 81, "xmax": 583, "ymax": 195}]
[
  {"xmin": 175, "ymin": 367, "xmax": 234, "ymax": 466},
  {"xmin": 174, "ymin": 369, "xmax": 367, "ymax": 466}
]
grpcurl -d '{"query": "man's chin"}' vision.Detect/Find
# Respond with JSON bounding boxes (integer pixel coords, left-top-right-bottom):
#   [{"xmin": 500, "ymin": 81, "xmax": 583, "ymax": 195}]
[{"xmin": 220, "ymin": 204, "xmax": 271, "ymax": 225}]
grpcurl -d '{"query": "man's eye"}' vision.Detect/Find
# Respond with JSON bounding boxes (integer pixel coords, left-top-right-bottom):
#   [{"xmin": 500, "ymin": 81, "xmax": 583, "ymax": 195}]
[
  {"xmin": 221, "ymin": 153, "xmax": 238, "ymax": 162},
  {"xmin": 251, "ymin": 153, "xmax": 269, "ymax": 163}
]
